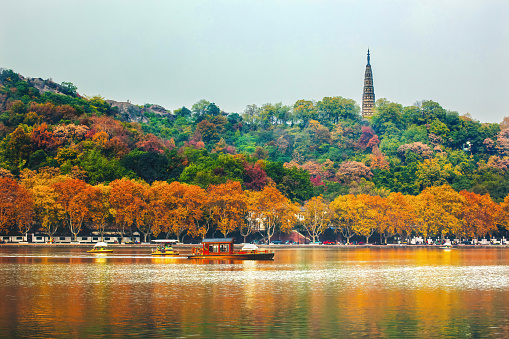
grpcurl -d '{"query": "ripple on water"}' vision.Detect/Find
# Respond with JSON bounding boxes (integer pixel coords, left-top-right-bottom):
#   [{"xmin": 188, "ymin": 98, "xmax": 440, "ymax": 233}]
[{"xmin": 1, "ymin": 261, "xmax": 508, "ymax": 292}]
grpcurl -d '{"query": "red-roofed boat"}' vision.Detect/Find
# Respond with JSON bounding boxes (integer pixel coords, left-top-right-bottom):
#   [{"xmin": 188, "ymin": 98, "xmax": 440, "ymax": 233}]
[{"xmin": 188, "ymin": 238, "xmax": 274, "ymax": 260}]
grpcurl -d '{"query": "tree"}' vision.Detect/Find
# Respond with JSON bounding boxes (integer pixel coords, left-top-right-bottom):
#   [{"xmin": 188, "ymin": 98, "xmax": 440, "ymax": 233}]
[
  {"xmin": 121, "ymin": 150, "xmax": 169, "ymax": 184},
  {"xmin": 243, "ymin": 162, "xmax": 268, "ymax": 191},
  {"xmin": 30, "ymin": 184, "xmax": 64, "ymax": 241},
  {"xmin": 51, "ymin": 178, "xmax": 91, "ymax": 241},
  {"xmin": 459, "ymin": 191, "xmax": 499, "ymax": 240},
  {"xmin": 254, "ymin": 185, "xmax": 298, "ymax": 244},
  {"xmin": 241, "ymin": 190, "xmax": 263, "ymax": 243},
  {"xmin": 330, "ymin": 194, "xmax": 364, "ymax": 244},
  {"xmin": 293, "ymin": 99, "xmax": 317, "ymax": 127},
  {"xmin": 356, "ymin": 194, "xmax": 386, "ymax": 244},
  {"xmin": 4, "ymin": 125, "xmax": 32, "ymax": 171},
  {"xmin": 208, "ymin": 181, "xmax": 247, "ymax": 238},
  {"xmin": 336, "ymin": 161, "xmax": 373, "ymax": 185},
  {"xmin": 31, "ymin": 123, "xmax": 58, "ymax": 151},
  {"xmin": 317, "ymin": 96, "xmax": 359, "ymax": 125},
  {"xmin": 14, "ymin": 186, "xmax": 34, "ymax": 239},
  {"xmin": 87, "ymin": 184, "xmax": 112, "ymax": 242},
  {"xmin": 301, "ymin": 196, "xmax": 331, "ymax": 243},
  {"xmin": 414, "ymin": 185, "xmax": 464, "ymax": 240},
  {"xmin": 371, "ymin": 99, "xmax": 404, "ymax": 135},
  {"xmin": 167, "ymin": 181, "xmax": 206, "ymax": 241},
  {"xmin": 19, "ymin": 167, "xmax": 70, "ymax": 241},
  {"xmin": 416, "ymin": 154, "xmax": 454, "ymax": 189},
  {"xmin": 0, "ymin": 178, "xmax": 24, "ymax": 233},
  {"xmin": 383, "ymin": 192, "xmax": 415, "ymax": 243},
  {"xmin": 109, "ymin": 178, "xmax": 147, "ymax": 241}
]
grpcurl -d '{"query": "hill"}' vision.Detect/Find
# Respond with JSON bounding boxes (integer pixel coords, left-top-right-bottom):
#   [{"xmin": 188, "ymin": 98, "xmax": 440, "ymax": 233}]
[{"xmin": 1, "ymin": 68, "xmax": 507, "ymax": 202}]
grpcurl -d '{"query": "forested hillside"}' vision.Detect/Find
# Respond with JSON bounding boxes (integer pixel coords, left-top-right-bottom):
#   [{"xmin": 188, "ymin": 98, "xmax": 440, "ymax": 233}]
[
  {"xmin": 1, "ymin": 68, "xmax": 509, "ymax": 242},
  {"xmin": 1, "ymin": 68, "xmax": 507, "ymax": 201}
]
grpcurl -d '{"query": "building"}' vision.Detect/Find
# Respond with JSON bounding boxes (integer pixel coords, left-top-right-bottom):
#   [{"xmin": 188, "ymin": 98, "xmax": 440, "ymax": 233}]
[{"xmin": 362, "ymin": 49, "xmax": 375, "ymax": 117}]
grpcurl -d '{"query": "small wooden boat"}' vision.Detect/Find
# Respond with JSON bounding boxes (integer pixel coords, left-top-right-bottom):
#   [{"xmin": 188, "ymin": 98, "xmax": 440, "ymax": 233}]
[
  {"xmin": 188, "ymin": 238, "xmax": 274, "ymax": 260},
  {"xmin": 87, "ymin": 242, "xmax": 113, "ymax": 253},
  {"xmin": 151, "ymin": 239, "xmax": 180, "ymax": 256}
]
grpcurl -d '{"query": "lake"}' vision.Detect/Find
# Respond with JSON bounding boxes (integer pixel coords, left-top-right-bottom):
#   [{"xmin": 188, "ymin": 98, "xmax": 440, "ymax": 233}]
[{"xmin": 0, "ymin": 246, "xmax": 508, "ymax": 338}]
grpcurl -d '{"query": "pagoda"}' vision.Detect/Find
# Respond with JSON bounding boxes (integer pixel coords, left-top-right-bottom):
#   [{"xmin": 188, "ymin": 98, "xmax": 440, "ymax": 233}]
[{"xmin": 362, "ymin": 49, "xmax": 375, "ymax": 117}]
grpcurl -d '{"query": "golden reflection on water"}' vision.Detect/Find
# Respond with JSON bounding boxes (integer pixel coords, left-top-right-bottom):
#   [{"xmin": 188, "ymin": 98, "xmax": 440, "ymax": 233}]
[{"xmin": 0, "ymin": 247, "xmax": 509, "ymax": 337}]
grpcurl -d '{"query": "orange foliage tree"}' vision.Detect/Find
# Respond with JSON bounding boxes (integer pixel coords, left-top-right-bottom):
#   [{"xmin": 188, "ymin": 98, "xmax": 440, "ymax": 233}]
[
  {"xmin": 109, "ymin": 178, "xmax": 146, "ymax": 241},
  {"xmin": 0, "ymin": 177, "xmax": 34, "ymax": 236},
  {"xmin": 208, "ymin": 181, "xmax": 247, "ymax": 238},
  {"xmin": 301, "ymin": 196, "xmax": 331, "ymax": 243},
  {"xmin": 330, "ymin": 194, "xmax": 362, "ymax": 244},
  {"xmin": 252, "ymin": 185, "xmax": 298, "ymax": 244},
  {"xmin": 147, "ymin": 181, "xmax": 206, "ymax": 242},
  {"xmin": 383, "ymin": 193, "xmax": 416, "ymax": 243},
  {"xmin": 87, "ymin": 184, "xmax": 112, "ymax": 242},
  {"xmin": 459, "ymin": 191, "xmax": 500, "ymax": 240},
  {"xmin": 51, "ymin": 178, "xmax": 91, "ymax": 241},
  {"xmin": 414, "ymin": 185, "xmax": 464, "ymax": 240}
]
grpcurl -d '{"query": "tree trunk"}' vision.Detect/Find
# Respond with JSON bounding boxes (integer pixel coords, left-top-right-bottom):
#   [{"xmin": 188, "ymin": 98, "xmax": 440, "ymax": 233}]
[{"xmin": 365, "ymin": 236, "xmax": 369, "ymax": 244}]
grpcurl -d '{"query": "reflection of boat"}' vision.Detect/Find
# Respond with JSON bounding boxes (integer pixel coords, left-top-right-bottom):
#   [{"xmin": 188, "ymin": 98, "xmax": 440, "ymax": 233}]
[
  {"xmin": 151, "ymin": 239, "xmax": 180, "ymax": 256},
  {"xmin": 87, "ymin": 242, "xmax": 113, "ymax": 253},
  {"xmin": 188, "ymin": 238, "xmax": 274, "ymax": 260}
]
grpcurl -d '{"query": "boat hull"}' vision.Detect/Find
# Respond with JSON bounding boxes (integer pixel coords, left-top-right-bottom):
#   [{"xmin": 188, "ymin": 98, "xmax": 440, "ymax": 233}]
[
  {"xmin": 151, "ymin": 251, "xmax": 180, "ymax": 256},
  {"xmin": 87, "ymin": 249, "xmax": 113, "ymax": 253},
  {"xmin": 188, "ymin": 252, "xmax": 274, "ymax": 260}
]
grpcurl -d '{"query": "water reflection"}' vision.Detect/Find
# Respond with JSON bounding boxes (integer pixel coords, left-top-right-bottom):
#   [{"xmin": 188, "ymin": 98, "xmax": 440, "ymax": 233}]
[{"xmin": 0, "ymin": 247, "xmax": 509, "ymax": 337}]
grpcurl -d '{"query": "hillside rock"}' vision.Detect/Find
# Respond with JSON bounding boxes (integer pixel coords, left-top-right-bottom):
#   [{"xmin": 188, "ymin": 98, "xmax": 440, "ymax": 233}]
[
  {"xmin": 26, "ymin": 77, "xmax": 68, "ymax": 96},
  {"xmin": 106, "ymin": 100, "xmax": 174, "ymax": 123}
]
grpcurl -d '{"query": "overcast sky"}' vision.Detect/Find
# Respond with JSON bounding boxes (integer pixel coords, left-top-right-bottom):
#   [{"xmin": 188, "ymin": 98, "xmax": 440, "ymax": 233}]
[{"xmin": 1, "ymin": 0, "xmax": 508, "ymax": 123}]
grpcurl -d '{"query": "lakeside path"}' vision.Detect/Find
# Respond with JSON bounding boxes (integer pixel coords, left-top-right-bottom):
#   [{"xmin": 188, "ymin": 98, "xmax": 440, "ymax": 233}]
[{"xmin": 1, "ymin": 243, "xmax": 509, "ymax": 250}]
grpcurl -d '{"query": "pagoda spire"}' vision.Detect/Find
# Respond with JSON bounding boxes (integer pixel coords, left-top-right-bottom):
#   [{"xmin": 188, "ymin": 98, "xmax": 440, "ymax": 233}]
[{"xmin": 362, "ymin": 49, "xmax": 375, "ymax": 117}]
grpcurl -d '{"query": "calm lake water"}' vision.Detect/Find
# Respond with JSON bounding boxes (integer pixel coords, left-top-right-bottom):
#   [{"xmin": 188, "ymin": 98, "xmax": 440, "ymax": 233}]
[{"xmin": 1, "ymin": 246, "xmax": 509, "ymax": 338}]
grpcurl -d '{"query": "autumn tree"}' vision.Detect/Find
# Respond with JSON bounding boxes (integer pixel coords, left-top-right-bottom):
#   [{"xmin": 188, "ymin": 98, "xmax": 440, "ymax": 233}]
[
  {"xmin": 241, "ymin": 190, "xmax": 262, "ymax": 243},
  {"xmin": 254, "ymin": 185, "xmax": 298, "ymax": 243},
  {"xmin": 459, "ymin": 191, "xmax": 499, "ymax": 240},
  {"xmin": 19, "ymin": 168, "xmax": 70, "ymax": 241},
  {"xmin": 383, "ymin": 193, "xmax": 416, "ymax": 243},
  {"xmin": 208, "ymin": 181, "xmax": 247, "ymax": 238},
  {"xmin": 30, "ymin": 185, "xmax": 64, "ymax": 241},
  {"xmin": 148, "ymin": 181, "xmax": 206, "ymax": 242},
  {"xmin": 357, "ymin": 194, "xmax": 386, "ymax": 244},
  {"xmin": 14, "ymin": 186, "xmax": 34, "ymax": 239},
  {"xmin": 87, "ymin": 184, "xmax": 112, "ymax": 241},
  {"xmin": 51, "ymin": 178, "xmax": 91, "ymax": 241},
  {"xmin": 414, "ymin": 185, "xmax": 464, "ymax": 240},
  {"xmin": 330, "ymin": 194, "xmax": 364, "ymax": 244},
  {"xmin": 301, "ymin": 196, "xmax": 331, "ymax": 243},
  {"xmin": 336, "ymin": 161, "xmax": 373, "ymax": 186},
  {"xmin": 0, "ymin": 177, "xmax": 33, "ymax": 235},
  {"xmin": 109, "ymin": 178, "xmax": 147, "ymax": 241}
]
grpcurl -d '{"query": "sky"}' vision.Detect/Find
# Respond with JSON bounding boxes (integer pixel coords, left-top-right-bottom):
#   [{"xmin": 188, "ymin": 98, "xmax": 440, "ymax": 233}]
[{"xmin": 1, "ymin": 0, "xmax": 508, "ymax": 123}]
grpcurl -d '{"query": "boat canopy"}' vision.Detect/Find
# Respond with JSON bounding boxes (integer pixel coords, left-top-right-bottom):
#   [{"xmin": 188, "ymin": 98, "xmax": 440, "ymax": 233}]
[
  {"xmin": 241, "ymin": 244, "xmax": 259, "ymax": 251},
  {"xmin": 152, "ymin": 239, "xmax": 179, "ymax": 244},
  {"xmin": 202, "ymin": 238, "xmax": 234, "ymax": 244},
  {"xmin": 93, "ymin": 242, "xmax": 108, "ymax": 247}
]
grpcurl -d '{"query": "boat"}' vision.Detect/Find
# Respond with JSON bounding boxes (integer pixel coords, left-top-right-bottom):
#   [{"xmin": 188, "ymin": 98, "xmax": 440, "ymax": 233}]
[
  {"xmin": 187, "ymin": 238, "xmax": 274, "ymax": 260},
  {"xmin": 440, "ymin": 241, "xmax": 455, "ymax": 250},
  {"xmin": 151, "ymin": 239, "xmax": 180, "ymax": 256},
  {"xmin": 87, "ymin": 241, "xmax": 113, "ymax": 253}
]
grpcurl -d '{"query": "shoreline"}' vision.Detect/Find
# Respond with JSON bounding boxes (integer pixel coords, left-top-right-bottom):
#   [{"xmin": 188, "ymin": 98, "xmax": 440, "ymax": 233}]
[{"xmin": 1, "ymin": 243, "xmax": 508, "ymax": 249}]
